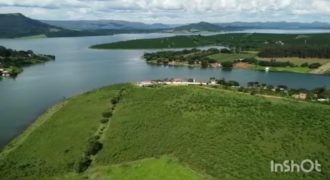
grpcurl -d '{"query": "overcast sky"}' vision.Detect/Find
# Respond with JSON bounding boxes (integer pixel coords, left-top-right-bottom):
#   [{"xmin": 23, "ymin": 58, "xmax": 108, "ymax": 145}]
[{"xmin": 0, "ymin": 0, "xmax": 330, "ymax": 24}]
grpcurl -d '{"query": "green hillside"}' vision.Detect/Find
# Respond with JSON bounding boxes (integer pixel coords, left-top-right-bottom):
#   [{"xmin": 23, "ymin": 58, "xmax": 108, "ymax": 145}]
[
  {"xmin": 0, "ymin": 13, "xmax": 163, "ymax": 38},
  {"xmin": 0, "ymin": 84, "xmax": 329, "ymax": 179},
  {"xmin": 0, "ymin": 13, "xmax": 62, "ymax": 38}
]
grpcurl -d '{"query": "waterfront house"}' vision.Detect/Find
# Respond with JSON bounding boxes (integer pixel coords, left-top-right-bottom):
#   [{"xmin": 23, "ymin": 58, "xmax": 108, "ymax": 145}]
[
  {"xmin": 317, "ymin": 98, "xmax": 329, "ymax": 102},
  {"xmin": 209, "ymin": 63, "xmax": 221, "ymax": 68},
  {"xmin": 137, "ymin": 81, "xmax": 153, "ymax": 87},
  {"xmin": 292, "ymin": 93, "xmax": 308, "ymax": 100}
]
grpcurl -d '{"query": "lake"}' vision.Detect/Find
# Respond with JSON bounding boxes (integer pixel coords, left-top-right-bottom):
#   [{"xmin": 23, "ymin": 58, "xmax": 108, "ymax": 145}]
[{"xmin": 1, "ymin": 31, "xmax": 330, "ymax": 148}]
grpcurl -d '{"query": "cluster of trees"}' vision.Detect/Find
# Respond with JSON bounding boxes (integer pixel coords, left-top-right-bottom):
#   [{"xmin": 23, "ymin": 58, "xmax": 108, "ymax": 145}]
[
  {"xmin": 215, "ymin": 78, "xmax": 240, "ymax": 87},
  {"xmin": 240, "ymin": 57, "xmax": 322, "ymax": 69},
  {"xmin": 259, "ymin": 45, "xmax": 330, "ymax": 59},
  {"xmin": 144, "ymin": 48, "xmax": 222, "ymax": 67},
  {"xmin": 257, "ymin": 59, "xmax": 295, "ymax": 67},
  {"xmin": 301, "ymin": 62, "xmax": 322, "ymax": 69}
]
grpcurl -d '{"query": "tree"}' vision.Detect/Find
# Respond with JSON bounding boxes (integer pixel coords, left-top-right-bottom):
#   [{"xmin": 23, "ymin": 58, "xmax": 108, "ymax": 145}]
[
  {"xmin": 111, "ymin": 97, "xmax": 120, "ymax": 105},
  {"xmin": 308, "ymin": 63, "xmax": 321, "ymax": 69},
  {"xmin": 102, "ymin": 111, "xmax": 112, "ymax": 118},
  {"xmin": 201, "ymin": 60, "xmax": 209, "ymax": 68},
  {"xmin": 221, "ymin": 61, "xmax": 233, "ymax": 68},
  {"xmin": 220, "ymin": 48, "xmax": 232, "ymax": 54},
  {"xmin": 85, "ymin": 137, "xmax": 103, "ymax": 156},
  {"xmin": 301, "ymin": 62, "xmax": 309, "ymax": 67},
  {"xmin": 74, "ymin": 156, "xmax": 92, "ymax": 173}
]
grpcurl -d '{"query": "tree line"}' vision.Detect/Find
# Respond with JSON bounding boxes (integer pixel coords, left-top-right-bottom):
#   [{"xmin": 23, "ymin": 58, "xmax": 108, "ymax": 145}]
[{"xmin": 259, "ymin": 45, "xmax": 330, "ymax": 59}]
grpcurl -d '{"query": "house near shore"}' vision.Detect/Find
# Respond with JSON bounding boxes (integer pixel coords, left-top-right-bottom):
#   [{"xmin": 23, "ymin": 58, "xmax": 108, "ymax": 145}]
[
  {"xmin": 137, "ymin": 81, "xmax": 153, "ymax": 87},
  {"xmin": 0, "ymin": 68, "xmax": 10, "ymax": 77},
  {"xmin": 210, "ymin": 80, "xmax": 217, "ymax": 85},
  {"xmin": 292, "ymin": 93, "xmax": 308, "ymax": 100},
  {"xmin": 317, "ymin": 98, "xmax": 329, "ymax": 102},
  {"xmin": 209, "ymin": 63, "xmax": 222, "ymax": 68}
]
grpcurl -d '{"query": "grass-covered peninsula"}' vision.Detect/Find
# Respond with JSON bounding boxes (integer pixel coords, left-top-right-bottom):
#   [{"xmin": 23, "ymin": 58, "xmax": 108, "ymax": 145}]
[
  {"xmin": 0, "ymin": 83, "xmax": 329, "ymax": 179},
  {"xmin": 0, "ymin": 46, "xmax": 55, "ymax": 77}
]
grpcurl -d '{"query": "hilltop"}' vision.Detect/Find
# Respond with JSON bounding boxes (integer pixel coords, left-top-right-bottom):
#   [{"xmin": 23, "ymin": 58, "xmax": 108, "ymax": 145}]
[
  {"xmin": 0, "ymin": 84, "xmax": 329, "ymax": 179},
  {"xmin": 173, "ymin": 22, "xmax": 222, "ymax": 32},
  {"xmin": 0, "ymin": 13, "xmax": 158, "ymax": 38},
  {"xmin": 41, "ymin": 20, "xmax": 175, "ymax": 30},
  {"xmin": 0, "ymin": 13, "xmax": 63, "ymax": 38}
]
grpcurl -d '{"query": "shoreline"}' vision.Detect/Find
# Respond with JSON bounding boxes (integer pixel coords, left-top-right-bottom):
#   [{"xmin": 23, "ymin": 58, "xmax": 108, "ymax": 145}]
[
  {"xmin": 147, "ymin": 61, "xmax": 330, "ymax": 76},
  {"xmin": 0, "ymin": 100, "xmax": 68, "ymax": 155}
]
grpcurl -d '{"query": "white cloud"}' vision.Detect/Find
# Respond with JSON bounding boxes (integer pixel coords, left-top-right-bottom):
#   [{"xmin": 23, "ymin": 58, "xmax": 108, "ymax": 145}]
[{"xmin": 0, "ymin": 0, "xmax": 329, "ymax": 23}]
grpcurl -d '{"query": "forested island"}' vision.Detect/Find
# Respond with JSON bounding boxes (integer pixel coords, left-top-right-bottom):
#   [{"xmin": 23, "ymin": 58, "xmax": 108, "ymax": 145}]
[{"xmin": 0, "ymin": 46, "xmax": 55, "ymax": 77}]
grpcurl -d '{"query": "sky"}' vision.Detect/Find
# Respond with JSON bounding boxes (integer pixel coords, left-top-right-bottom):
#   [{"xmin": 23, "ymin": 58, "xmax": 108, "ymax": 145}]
[{"xmin": 0, "ymin": 0, "xmax": 330, "ymax": 24}]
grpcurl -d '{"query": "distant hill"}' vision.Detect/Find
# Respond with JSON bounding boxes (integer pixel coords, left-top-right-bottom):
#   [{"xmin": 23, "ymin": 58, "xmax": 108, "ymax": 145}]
[
  {"xmin": 173, "ymin": 22, "xmax": 222, "ymax": 32},
  {"xmin": 0, "ymin": 13, "xmax": 63, "ymax": 38},
  {"xmin": 0, "ymin": 13, "xmax": 163, "ymax": 38},
  {"xmin": 216, "ymin": 21, "xmax": 330, "ymax": 30},
  {"xmin": 41, "ymin": 20, "xmax": 177, "ymax": 30}
]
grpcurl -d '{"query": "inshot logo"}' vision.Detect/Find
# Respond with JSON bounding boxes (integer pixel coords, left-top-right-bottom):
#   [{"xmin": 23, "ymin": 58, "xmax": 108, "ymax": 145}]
[{"xmin": 271, "ymin": 160, "xmax": 321, "ymax": 173}]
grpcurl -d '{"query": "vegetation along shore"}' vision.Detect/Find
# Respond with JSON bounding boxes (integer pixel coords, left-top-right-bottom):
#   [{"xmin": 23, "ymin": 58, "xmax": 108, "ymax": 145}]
[
  {"xmin": 0, "ymin": 46, "xmax": 55, "ymax": 77},
  {"xmin": 143, "ymin": 48, "xmax": 330, "ymax": 74}
]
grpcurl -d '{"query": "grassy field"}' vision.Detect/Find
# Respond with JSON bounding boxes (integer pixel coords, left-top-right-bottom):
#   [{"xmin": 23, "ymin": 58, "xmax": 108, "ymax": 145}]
[
  {"xmin": 1, "ymin": 84, "xmax": 329, "ymax": 179},
  {"xmin": 256, "ymin": 57, "xmax": 330, "ymax": 65},
  {"xmin": 0, "ymin": 84, "xmax": 128, "ymax": 179},
  {"xmin": 56, "ymin": 156, "xmax": 208, "ymax": 180},
  {"xmin": 96, "ymin": 85, "xmax": 330, "ymax": 179},
  {"xmin": 253, "ymin": 65, "xmax": 311, "ymax": 73},
  {"xmin": 91, "ymin": 33, "xmax": 330, "ymax": 49},
  {"xmin": 208, "ymin": 52, "xmax": 256, "ymax": 62}
]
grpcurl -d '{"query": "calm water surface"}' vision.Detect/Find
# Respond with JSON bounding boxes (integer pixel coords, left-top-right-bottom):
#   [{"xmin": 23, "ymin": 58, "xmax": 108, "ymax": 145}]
[{"xmin": 1, "ymin": 31, "xmax": 330, "ymax": 148}]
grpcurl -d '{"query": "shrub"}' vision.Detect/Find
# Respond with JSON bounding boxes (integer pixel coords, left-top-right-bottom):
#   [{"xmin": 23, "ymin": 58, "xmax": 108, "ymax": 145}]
[
  {"xmin": 201, "ymin": 60, "xmax": 209, "ymax": 68},
  {"xmin": 227, "ymin": 80, "xmax": 240, "ymax": 87},
  {"xmin": 74, "ymin": 156, "xmax": 92, "ymax": 173},
  {"xmin": 221, "ymin": 61, "xmax": 234, "ymax": 68},
  {"xmin": 301, "ymin": 62, "xmax": 309, "ymax": 67},
  {"xmin": 111, "ymin": 97, "xmax": 120, "ymax": 105},
  {"xmin": 242, "ymin": 57, "xmax": 258, "ymax": 64},
  {"xmin": 102, "ymin": 111, "xmax": 112, "ymax": 118},
  {"xmin": 220, "ymin": 48, "xmax": 232, "ymax": 54},
  {"xmin": 100, "ymin": 118, "xmax": 109, "ymax": 124},
  {"xmin": 308, "ymin": 63, "xmax": 321, "ymax": 69},
  {"xmin": 85, "ymin": 138, "xmax": 103, "ymax": 156}
]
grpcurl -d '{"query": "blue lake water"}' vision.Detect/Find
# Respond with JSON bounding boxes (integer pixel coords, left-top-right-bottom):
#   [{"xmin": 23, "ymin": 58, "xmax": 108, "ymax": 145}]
[{"xmin": 1, "ymin": 31, "xmax": 330, "ymax": 148}]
